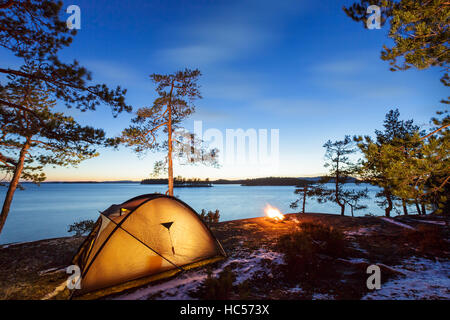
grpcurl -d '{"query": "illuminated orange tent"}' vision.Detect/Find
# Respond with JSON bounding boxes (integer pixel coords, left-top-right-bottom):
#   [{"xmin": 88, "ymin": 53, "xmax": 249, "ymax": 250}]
[{"xmin": 71, "ymin": 194, "xmax": 226, "ymax": 299}]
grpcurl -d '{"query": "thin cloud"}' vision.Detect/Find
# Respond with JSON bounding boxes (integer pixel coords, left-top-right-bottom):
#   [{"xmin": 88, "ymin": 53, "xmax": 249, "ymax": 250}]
[
  {"xmin": 251, "ymin": 98, "xmax": 350, "ymax": 117},
  {"xmin": 312, "ymin": 60, "xmax": 369, "ymax": 75},
  {"xmin": 83, "ymin": 59, "xmax": 143, "ymax": 84},
  {"xmin": 155, "ymin": 0, "xmax": 305, "ymax": 67},
  {"xmin": 158, "ymin": 45, "xmax": 233, "ymax": 67}
]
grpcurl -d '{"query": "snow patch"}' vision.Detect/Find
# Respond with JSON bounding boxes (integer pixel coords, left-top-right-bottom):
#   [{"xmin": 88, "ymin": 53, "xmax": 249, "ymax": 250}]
[
  {"xmin": 313, "ymin": 293, "xmax": 334, "ymax": 300},
  {"xmin": 287, "ymin": 286, "xmax": 303, "ymax": 294},
  {"xmin": 38, "ymin": 267, "xmax": 65, "ymax": 276},
  {"xmin": 362, "ymin": 257, "xmax": 450, "ymax": 300},
  {"xmin": 0, "ymin": 241, "xmax": 28, "ymax": 249},
  {"xmin": 349, "ymin": 242, "xmax": 369, "ymax": 254},
  {"xmin": 337, "ymin": 257, "xmax": 369, "ymax": 264},
  {"xmin": 344, "ymin": 227, "xmax": 378, "ymax": 236},
  {"xmin": 225, "ymin": 249, "xmax": 284, "ymax": 284},
  {"xmin": 380, "ymin": 217, "xmax": 416, "ymax": 230},
  {"xmin": 415, "ymin": 220, "xmax": 446, "ymax": 226},
  {"xmin": 41, "ymin": 281, "xmax": 67, "ymax": 300},
  {"xmin": 111, "ymin": 271, "xmax": 211, "ymax": 300},
  {"xmin": 112, "ymin": 248, "xmax": 284, "ymax": 300}
]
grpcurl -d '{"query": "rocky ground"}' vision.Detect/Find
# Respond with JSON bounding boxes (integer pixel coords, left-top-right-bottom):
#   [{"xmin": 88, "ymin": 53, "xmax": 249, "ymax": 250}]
[{"xmin": 0, "ymin": 213, "xmax": 449, "ymax": 300}]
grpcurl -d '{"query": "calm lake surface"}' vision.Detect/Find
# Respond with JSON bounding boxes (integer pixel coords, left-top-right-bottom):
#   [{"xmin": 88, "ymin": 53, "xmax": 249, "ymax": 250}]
[{"xmin": 0, "ymin": 183, "xmax": 415, "ymax": 244}]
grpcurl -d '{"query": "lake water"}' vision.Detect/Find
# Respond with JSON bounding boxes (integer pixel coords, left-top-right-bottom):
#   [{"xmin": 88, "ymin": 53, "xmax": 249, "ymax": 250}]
[{"xmin": 0, "ymin": 183, "xmax": 416, "ymax": 244}]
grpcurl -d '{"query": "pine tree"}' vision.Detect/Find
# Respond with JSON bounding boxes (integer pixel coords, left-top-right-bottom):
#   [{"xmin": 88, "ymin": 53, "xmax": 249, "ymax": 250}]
[
  {"xmin": 343, "ymin": 0, "xmax": 449, "ymax": 92},
  {"xmin": 298, "ymin": 136, "xmax": 358, "ymax": 216},
  {"xmin": 0, "ymin": 1, "xmax": 131, "ymax": 189},
  {"xmin": 0, "ymin": 1, "xmax": 131, "ymax": 117},
  {"xmin": 345, "ymin": 1, "xmax": 449, "ymax": 214},
  {"xmin": 120, "ymin": 69, "xmax": 218, "ymax": 196},
  {"xmin": 356, "ymin": 109, "xmax": 426, "ymax": 216},
  {"xmin": 344, "ymin": 188, "xmax": 369, "ymax": 217},
  {"xmin": 0, "ymin": 65, "xmax": 107, "ymax": 233},
  {"xmin": 383, "ymin": 111, "xmax": 449, "ymax": 214}
]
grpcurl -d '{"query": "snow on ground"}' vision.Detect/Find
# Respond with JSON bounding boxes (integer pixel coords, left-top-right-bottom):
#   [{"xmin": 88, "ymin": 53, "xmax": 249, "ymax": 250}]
[
  {"xmin": 337, "ymin": 257, "xmax": 369, "ymax": 264},
  {"xmin": 111, "ymin": 270, "xmax": 210, "ymax": 300},
  {"xmin": 415, "ymin": 220, "xmax": 447, "ymax": 226},
  {"xmin": 312, "ymin": 293, "xmax": 335, "ymax": 300},
  {"xmin": 362, "ymin": 257, "xmax": 450, "ymax": 300},
  {"xmin": 38, "ymin": 267, "xmax": 66, "ymax": 276},
  {"xmin": 380, "ymin": 217, "xmax": 416, "ymax": 230},
  {"xmin": 223, "ymin": 248, "xmax": 284, "ymax": 284},
  {"xmin": 112, "ymin": 248, "xmax": 284, "ymax": 300},
  {"xmin": 41, "ymin": 281, "xmax": 67, "ymax": 300},
  {"xmin": 286, "ymin": 288, "xmax": 334, "ymax": 300},
  {"xmin": 287, "ymin": 286, "xmax": 303, "ymax": 294},
  {"xmin": 348, "ymin": 241, "xmax": 369, "ymax": 254},
  {"xmin": 0, "ymin": 241, "xmax": 28, "ymax": 249},
  {"xmin": 344, "ymin": 227, "xmax": 379, "ymax": 236}
]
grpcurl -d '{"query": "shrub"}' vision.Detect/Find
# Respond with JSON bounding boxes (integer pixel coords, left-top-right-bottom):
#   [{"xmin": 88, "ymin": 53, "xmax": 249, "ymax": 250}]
[
  {"xmin": 276, "ymin": 222, "xmax": 347, "ymax": 285},
  {"xmin": 192, "ymin": 268, "xmax": 235, "ymax": 300},
  {"xmin": 199, "ymin": 209, "xmax": 220, "ymax": 224},
  {"xmin": 68, "ymin": 219, "xmax": 95, "ymax": 236},
  {"xmin": 236, "ymin": 280, "xmax": 251, "ymax": 299},
  {"xmin": 402, "ymin": 225, "xmax": 447, "ymax": 253}
]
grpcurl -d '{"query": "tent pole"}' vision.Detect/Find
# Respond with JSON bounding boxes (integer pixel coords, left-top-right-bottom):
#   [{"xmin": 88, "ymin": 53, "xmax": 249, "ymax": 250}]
[{"xmin": 99, "ymin": 214, "xmax": 184, "ymax": 272}]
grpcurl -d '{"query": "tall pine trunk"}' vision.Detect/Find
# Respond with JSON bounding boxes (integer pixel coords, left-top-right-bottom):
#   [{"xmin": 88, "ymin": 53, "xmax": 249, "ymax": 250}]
[
  {"xmin": 339, "ymin": 203, "xmax": 345, "ymax": 216},
  {"xmin": 335, "ymin": 163, "xmax": 345, "ymax": 216},
  {"xmin": 0, "ymin": 139, "xmax": 30, "ymax": 234},
  {"xmin": 415, "ymin": 200, "xmax": 422, "ymax": 215},
  {"xmin": 302, "ymin": 186, "xmax": 307, "ymax": 213},
  {"xmin": 167, "ymin": 118, "xmax": 173, "ymax": 196},
  {"xmin": 402, "ymin": 199, "xmax": 408, "ymax": 216},
  {"xmin": 336, "ymin": 189, "xmax": 345, "ymax": 215},
  {"xmin": 167, "ymin": 83, "xmax": 174, "ymax": 197},
  {"xmin": 385, "ymin": 191, "xmax": 393, "ymax": 217},
  {"xmin": 421, "ymin": 203, "xmax": 426, "ymax": 216}
]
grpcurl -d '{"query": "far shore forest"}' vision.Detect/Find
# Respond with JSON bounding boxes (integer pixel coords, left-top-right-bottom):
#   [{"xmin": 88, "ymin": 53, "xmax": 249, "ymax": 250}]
[{"xmin": 0, "ymin": 0, "xmax": 449, "ymax": 238}]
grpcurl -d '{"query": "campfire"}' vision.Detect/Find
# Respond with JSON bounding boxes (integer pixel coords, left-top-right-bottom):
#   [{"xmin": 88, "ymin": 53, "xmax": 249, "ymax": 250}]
[{"xmin": 264, "ymin": 204, "xmax": 285, "ymax": 222}]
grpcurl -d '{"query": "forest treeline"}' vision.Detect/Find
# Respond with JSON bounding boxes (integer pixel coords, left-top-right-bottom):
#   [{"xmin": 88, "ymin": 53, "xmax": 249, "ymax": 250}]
[
  {"xmin": 141, "ymin": 176, "xmax": 358, "ymax": 186},
  {"xmin": 291, "ymin": 109, "xmax": 449, "ymax": 217}
]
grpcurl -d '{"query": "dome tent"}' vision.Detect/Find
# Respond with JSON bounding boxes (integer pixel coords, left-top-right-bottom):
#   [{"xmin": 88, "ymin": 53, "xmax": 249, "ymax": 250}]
[{"xmin": 71, "ymin": 194, "xmax": 226, "ymax": 299}]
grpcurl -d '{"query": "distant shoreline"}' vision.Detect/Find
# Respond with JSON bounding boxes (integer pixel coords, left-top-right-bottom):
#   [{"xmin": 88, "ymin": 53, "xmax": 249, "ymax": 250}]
[
  {"xmin": 18, "ymin": 176, "xmax": 364, "ymax": 186},
  {"xmin": 21, "ymin": 181, "xmax": 140, "ymax": 184},
  {"xmin": 141, "ymin": 176, "xmax": 360, "ymax": 186}
]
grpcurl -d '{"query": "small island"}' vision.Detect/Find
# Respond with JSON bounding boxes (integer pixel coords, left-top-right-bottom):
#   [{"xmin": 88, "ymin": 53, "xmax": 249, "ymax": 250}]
[{"xmin": 141, "ymin": 177, "xmax": 212, "ymax": 188}]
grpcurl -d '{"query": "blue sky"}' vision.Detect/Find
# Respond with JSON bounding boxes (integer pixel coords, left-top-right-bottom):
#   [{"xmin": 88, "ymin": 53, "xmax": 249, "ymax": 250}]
[{"xmin": 3, "ymin": 0, "xmax": 447, "ymax": 181}]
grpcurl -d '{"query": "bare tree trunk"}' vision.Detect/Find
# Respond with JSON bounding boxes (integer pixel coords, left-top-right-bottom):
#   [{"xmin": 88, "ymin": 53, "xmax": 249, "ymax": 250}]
[
  {"xmin": 167, "ymin": 109, "xmax": 173, "ymax": 196},
  {"xmin": 336, "ymin": 188, "xmax": 345, "ymax": 216},
  {"xmin": 402, "ymin": 199, "xmax": 408, "ymax": 216},
  {"xmin": 0, "ymin": 139, "xmax": 30, "ymax": 234},
  {"xmin": 302, "ymin": 186, "xmax": 307, "ymax": 213},
  {"xmin": 415, "ymin": 200, "xmax": 421, "ymax": 215},
  {"xmin": 385, "ymin": 192, "xmax": 392, "ymax": 217},
  {"xmin": 339, "ymin": 203, "xmax": 345, "ymax": 216},
  {"xmin": 335, "ymin": 162, "xmax": 345, "ymax": 216},
  {"xmin": 421, "ymin": 203, "xmax": 426, "ymax": 216},
  {"xmin": 163, "ymin": 82, "xmax": 175, "ymax": 197}
]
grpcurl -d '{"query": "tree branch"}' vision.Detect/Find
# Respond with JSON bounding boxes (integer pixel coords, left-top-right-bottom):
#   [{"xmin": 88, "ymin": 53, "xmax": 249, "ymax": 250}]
[
  {"xmin": 0, "ymin": 0, "xmax": 14, "ymax": 9},
  {"xmin": 0, "ymin": 98, "xmax": 41, "ymax": 120},
  {"xmin": 420, "ymin": 123, "xmax": 450, "ymax": 140},
  {"xmin": 419, "ymin": 175, "xmax": 450, "ymax": 198},
  {"xmin": 0, "ymin": 152, "xmax": 17, "ymax": 167},
  {"xmin": 144, "ymin": 121, "xmax": 168, "ymax": 136}
]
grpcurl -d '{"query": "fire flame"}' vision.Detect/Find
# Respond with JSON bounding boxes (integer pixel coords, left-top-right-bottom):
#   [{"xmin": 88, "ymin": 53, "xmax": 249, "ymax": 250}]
[{"xmin": 264, "ymin": 204, "xmax": 285, "ymax": 221}]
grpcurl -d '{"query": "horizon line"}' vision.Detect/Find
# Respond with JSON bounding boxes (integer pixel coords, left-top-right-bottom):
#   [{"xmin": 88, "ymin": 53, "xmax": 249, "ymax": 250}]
[{"xmin": 21, "ymin": 175, "xmax": 330, "ymax": 183}]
